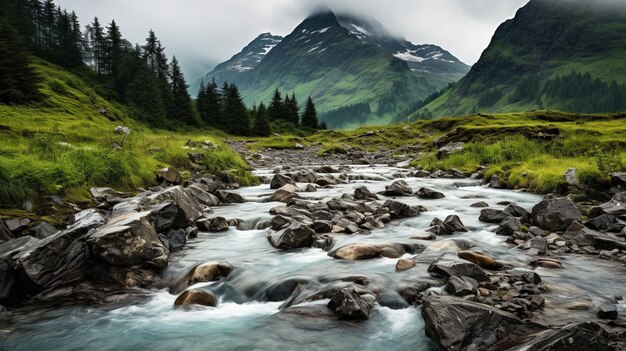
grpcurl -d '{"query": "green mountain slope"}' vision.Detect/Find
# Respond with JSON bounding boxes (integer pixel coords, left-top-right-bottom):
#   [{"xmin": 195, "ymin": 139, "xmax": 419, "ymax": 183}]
[
  {"xmin": 0, "ymin": 58, "xmax": 252, "ymax": 208},
  {"xmin": 411, "ymin": 0, "xmax": 626, "ymax": 119},
  {"xmin": 201, "ymin": 9, "xmax": 469, "ymax": 129}
]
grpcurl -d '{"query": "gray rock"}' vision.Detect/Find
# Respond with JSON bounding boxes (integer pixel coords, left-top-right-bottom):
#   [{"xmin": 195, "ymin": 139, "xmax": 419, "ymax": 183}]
[
  {"xmin": 496, "ymin": 216, "xmax": 521, "ymax": 236},
  {"xmin": 532, "ymin": 197, "xmax": 581, "ymax": 232},
  {"xmin": 427, "ymin": 253, "xmax": 489, "ymax": 282},
  {"xmin": 215, "ymin": 190, "xmax": 247, "ymax": 204},
  {"xmin": 445, "ymin": 276, "xmax": 477, "ymax": 297},
  {"xmin": 437, "ymin": 142, "xmax": 464, "ymax": 159},
  {"xmin": 597, "ymin": 305, "xmax": 618, "ymax": 320},
  {"xmin": 267, "ymin": 223, "xmax": 316, "ymax": 250},
  {"xmin": 4, "ymin": 218, "xmax": 30, "ymax": 234},
  {"xmin": 510, "ymin": 322, "xmax": 614, "ymax": 351},
  {"xmin": 354, "ymin": 186, "xmax": 379, "ymax": 200},
  {"xmin": 184, "ymin": 184, "xmax": 219, "ymax": 207},
  {"xmin": 470, "ymin": 201, "xmax": 489, "ymax": 208},
  {"xmin": 167, "ymin": 229, "xmax": 187, "ymax": 252},
  {"xmin": 585, "ymin": 214, "xmax": 624, "ymax": 232},
  {"xmin": 87, "ymin": 211, "xmax": 170, "ymax": 268},
  {"xmin": 382, "ymin": 200, "xmax": 420, "ymax": 219},
  {"xmin": 0, "ymin": 221, "xmax": 13, "ymax": 243},
  {"xmin": 327, "ymin": 288, "xmax": 373, "ymax": 320},
  {"xmin": 197, "ymin": 217, "xmax": 229, "ymax": 232},
  {"xmin": 503, "ymin": 204, "xmax": 529, "ymax": 218},
  {"xmin": 525, "ymin": 236, "xmax": 547, "ymax": 255},
  {"xmin": 147, "ymin": 186, "xmax": 204, "ymax": 232},
  {"xmin": 269, "ymin": 184, "xmax": 300, "ymax": 203},
  {"xmin": 25, "ymin": 222, "xmax": 58, "ymax": 239},
  {"xmin": 382, "ymin": 180, "xmax": 413, "ymax": 196},
  {"xmin": 564, "ymin": 226, "xmax": 626, "ymax": 251},
  {"xmin": 479, "ymin": 208, "xmax": 507, "ymax": 223},
  {"xmin": 156, "ymin": 167, "xmax": 181, "ymax": 184},
  {"xmin": 427, "ymin": 218, "xmax": 455, "ymax": 235},
  {"xmin": 270, "ymin": 174, "xmax": 295, "ymax": 190},
  {"xmin": 310, "ymin": 220, "xmax": 332, "ymax": 234},
  {"xmin": 416, "ymin": 187, "xmax": 445, "ymax": 199},
  {"xmin": 422, "ymin": 296, "xmax": 545, "ymax": 351},
  {"xmin": 444, "ymin": 215, "xmax": 468, "ymax": 233}
]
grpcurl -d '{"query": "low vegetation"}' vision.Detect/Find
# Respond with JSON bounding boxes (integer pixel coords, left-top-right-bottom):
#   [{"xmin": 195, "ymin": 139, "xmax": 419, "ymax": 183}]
[{"xmin": 0, "ymin": 60, "xmax": 254, "ymax": 208}]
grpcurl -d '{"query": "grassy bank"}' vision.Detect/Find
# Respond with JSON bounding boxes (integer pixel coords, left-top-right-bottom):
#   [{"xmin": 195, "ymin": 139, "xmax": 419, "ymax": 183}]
[
  {"xmin": 0, "ymin": 60, "xmax": 254, "ymax": 209},
  {"xmin": 241, "ymin": 111, "xmax": 626, "ymax": 194}
]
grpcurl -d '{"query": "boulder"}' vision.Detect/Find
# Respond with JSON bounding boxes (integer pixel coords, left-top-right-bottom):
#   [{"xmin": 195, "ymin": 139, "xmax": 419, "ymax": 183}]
[
  {"xmin": 166, "ymin": 229, "xmax": 187, "ymax": 252},
  {"xmin": 267, "ymin": 223, "xmax": 316, "ymax": 250},
  {"xmin": 197, "ymin": 217, "xmax": 228, "ymax": 232},
  {"xmin": 25, "ymin": 222, "xmax": 58, "ymax": 239},
  {"xmin": 156, "ymin": 167, "xmax": 181, "ymax": 184},
  {"xmin": 184, "ymin": 184, "xmax": 219, "ymax": 207},
  {"xmin": 327, "ymin": 288, "xmax": 373, "ymax": 320},
  {"xmin": 310, "ymin": 220, "xmax": 332, "ymax": 234},
  {"xmin": 382, "ymin": 180, "xmax": 413, "ymax": 196},
  {"xmin": 0, "ymin": 221, "xmax": 12, "ymax": 243},
  {"xmin": 331, "ymin": 243, "xmax": 422, "ymax": 261},
  {"xmin": 525, "ymin": 236, "xmax": 547, "ymax": 255},
  {"xmin": 148, "ymin": 186, "xmax": 204, "ymax": 232},
  {"xmin": 457, "ymin": 251, "xmax": 503, "ymax": 270},
  {"xmin": 470, "ymin": 201, "xmax": 489, "ymax": 208},
  {"xmin": 215, "ymin": 190, "xmax": 247, "ymax": 204},
  {"xmin": 585, "ymin": 214, "xmax": 624, "ymax": 232},
  {"xmin": 382, "ymin": 200, "xmax": 420, "ymax": 219},
  {"xmin": 445, "ymin": 276, "xmax": 477, "ymax": 297},
  {"xmin": 511, "ymin": 322, "xmax": 614, "ymax": 351},
  {"xmin": 354, "ymin": 186, "xmax": 379, "ymax": 200},
  {"xmin": 437, "ymin": 142, "xmax": 464, "ymax": 159},
  {"xmin": 503, "ymin": 204, "xmax": 529, "ymax": 218},
  {"xmin": 597, "ymin": 305, "xmax": 618, "ymax": 320},
  {"xmin": 396, "ymin": 258, "xmax": 416, "ymax": 271},
  {"xmin": 90, "ymin": 187, "xmax": 124, "ymax": 202},
  {"xmin": 531, "ymin": 197, "xmax": 581, "ymax": 232},
  {"xmin": 173, "ymin": 289, "xmax": 216, "ymax": 308},
  {"xmin": 269, "ymin": 184, "xmax": 300, "ymax": 203},
  {"xmin": 171, "ymin": 261, "xmax": 233, "ymax": 293},
  {"xmin": 479, "ymin": 209, "xmax": 507, "ymax": 223},
  {"xmin": 270, "ymin": 174, "xmax": 295, "ymax": 190},
  {"xmin": 416, "ymin": 187, "xmax": 445, "ymax": 199},
  {"xmin": 496, "ymin": 216, "xmax": 521, "ymax": 236},
  {"xmin": 444, "ymin": 215, "xmax": 468, "ymax": 233},
  {"xmin": 427, "ymin": 218, "xmax": 455, "ymax": 235},
  {"xmin": 590, "ymin": 192, "xmax": 626, "ymax": 217},
  {"xmin": 4, "ymin": 218, "xmax": 30, "ymax": 234},
  {"xmin": 563, "ymin": 226, "xmax": 626, "ymax": 251},
  {"xmin": 87, "ymin": 211, "xmax": 170, "ymax": 268},
  {"xmin": 427, "ymin": 253, "xmax": 489, "ymax": 282},
  {"xmin": 422, "ymin": 296, "xmax": 545, "ymax": 351}
]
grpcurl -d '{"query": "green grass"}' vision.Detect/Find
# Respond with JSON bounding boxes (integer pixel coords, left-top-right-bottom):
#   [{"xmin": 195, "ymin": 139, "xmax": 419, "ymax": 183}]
[{"xmin": 0, "ymin": 59, "xmax": 255, "ymax": 209}]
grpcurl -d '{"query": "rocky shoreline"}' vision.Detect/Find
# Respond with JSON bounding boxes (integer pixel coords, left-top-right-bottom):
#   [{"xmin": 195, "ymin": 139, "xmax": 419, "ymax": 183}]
[{"xmin": 1, "ymin": 144, "xmax": 626, "ymax": 350}]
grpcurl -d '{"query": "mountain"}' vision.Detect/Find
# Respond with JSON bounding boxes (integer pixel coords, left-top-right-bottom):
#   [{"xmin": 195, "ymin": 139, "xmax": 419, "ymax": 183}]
[
  {"xmin": 192, "ymin": 33, "xmax": 282, "ymax": 91},
  {"xmin": 195, "ymin": 9, "xmax": 469, "ymax": 128},
  {"xmin": 410, "ymin": 0, "xmax": 626, "ymax": 119}
]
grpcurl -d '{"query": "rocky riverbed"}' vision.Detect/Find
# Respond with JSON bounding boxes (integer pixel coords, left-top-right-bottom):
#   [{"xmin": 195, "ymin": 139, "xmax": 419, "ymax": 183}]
[{"xmin": 1, "ymin": 148, "xmax": 626, "ymax": 350}]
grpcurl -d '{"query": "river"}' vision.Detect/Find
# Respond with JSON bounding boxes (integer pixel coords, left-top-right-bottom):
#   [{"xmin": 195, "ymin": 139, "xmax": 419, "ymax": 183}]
[{"xmin": 1, "ymin": 165, "xmax": 624, "ymax": 350}]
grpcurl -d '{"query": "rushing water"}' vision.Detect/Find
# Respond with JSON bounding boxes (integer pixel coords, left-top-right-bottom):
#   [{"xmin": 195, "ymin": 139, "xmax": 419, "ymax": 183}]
[{"xmin": 1, "ymin": 165, "xmax": 625, "ymax": 351}]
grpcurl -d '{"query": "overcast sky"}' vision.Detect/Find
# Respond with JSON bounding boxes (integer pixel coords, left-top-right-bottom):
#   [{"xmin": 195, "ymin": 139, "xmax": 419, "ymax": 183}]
[{"xmin": 55, "ymin": 0, "xmax": 529, "ymax": 80}]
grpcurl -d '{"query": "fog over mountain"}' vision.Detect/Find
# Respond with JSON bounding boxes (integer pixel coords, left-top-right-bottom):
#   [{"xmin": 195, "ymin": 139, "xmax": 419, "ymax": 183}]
[{"xmin": 55, "ymin": 0, "xmax": 528, "ymax": 80}]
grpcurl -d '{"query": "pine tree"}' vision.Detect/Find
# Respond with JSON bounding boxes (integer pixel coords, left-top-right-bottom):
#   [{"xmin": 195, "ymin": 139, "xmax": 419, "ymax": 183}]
[
  {"xmin": 253, "ymin": 102, "xmax": 272, "ymax": 136},
  {"xmin": 221, "ymin": 83, "xmax": 250, "ymax": 135},
  {"xmin": 301, "ymin": 96, "xmax": 319, "ymax": 129},
  {"xmin": 169, "ymin": 56, "xmax": 199, "ymax": 125},
  {"xmin": 285, "ymin": 93, "xmax": 299, "ymax": 125},
  {"xmin": 88, "ymin": 17, "xmax": 105, "ymax": 75},
  {"xmin": 143, "ymin": 30, "xmax": 159, "ymax": 74},
  {"xmin": 0, "ymin": 18, "xmax": 39, "ymax": 103},
  {"xmin": 104, "ymin": 20, "xmax": 122, "ymax": 78},
  {"xmin": 204, "ymin": 79, "xmax": 221, "ymax": 126},
  {"xmin": 268, "ymin": 88, "xmax": 283, "ymax": 122}
]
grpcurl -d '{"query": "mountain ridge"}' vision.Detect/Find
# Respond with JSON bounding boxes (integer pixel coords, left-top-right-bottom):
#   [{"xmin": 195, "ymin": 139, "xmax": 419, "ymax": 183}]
[{"xmin": 193, "ymin": 8, "xmax": 470, "ymax": 128}]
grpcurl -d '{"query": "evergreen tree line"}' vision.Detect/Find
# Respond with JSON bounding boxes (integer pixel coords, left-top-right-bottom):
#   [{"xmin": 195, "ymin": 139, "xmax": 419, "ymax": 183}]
[
  {"xmin": 319, "ymin": 103, "xmax": 371, "ymax": 129},
  {"xmin": 509, "ymin": 71, "xmax": 626, "ymax": 113},
  {"xmin": 0, "ymin": 0, "xmax": 198, "ymax": 126},
  {"xmin": 196, "ymin": 85, "xmax": 321, "ymax": 136}
]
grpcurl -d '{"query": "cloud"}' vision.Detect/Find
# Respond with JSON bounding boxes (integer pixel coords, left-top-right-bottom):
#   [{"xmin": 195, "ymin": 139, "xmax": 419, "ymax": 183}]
[{"xmin": 55, "ymin": 0, "xmax": 529, "ymax": 80}]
